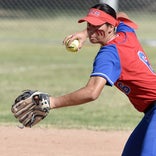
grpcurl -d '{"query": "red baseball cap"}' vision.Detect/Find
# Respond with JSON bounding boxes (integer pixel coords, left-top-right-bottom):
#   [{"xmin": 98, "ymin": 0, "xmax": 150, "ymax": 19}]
[
  {"xmin": 78, "ymin": 8, "xmax": 118, "ymax": 26},
  {"xmin": 78, "ymin": 8, "xmax": 138, "ymax": 29}
]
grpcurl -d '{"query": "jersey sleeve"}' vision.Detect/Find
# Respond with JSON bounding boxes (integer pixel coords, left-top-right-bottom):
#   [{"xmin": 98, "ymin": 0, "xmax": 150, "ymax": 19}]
[
  {"xmin": 116, "ymin": 22, "xmax": 135, "ymax": 33},
  {"xmin": 90, "ymin": 45, "xmax": 121, "ymax": 86}
]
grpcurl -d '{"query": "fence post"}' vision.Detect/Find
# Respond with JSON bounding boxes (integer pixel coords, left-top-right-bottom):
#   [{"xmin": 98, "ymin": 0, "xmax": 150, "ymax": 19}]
[{"xmin": 99, "ymin": 0, "xmax": 118, "ymax": 11}]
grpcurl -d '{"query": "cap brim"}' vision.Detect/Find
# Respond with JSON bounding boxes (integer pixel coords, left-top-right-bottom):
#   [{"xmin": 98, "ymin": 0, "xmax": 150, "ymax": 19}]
[{"xmin": 78, "ymin": 16, "xmax": 106, "ymax": 26}]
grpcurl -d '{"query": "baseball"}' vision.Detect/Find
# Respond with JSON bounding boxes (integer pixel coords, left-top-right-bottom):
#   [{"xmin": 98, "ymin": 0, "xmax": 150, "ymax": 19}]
[{"xmin": 66, "ymin": 39, "xmax": 79, "ymax": 52}]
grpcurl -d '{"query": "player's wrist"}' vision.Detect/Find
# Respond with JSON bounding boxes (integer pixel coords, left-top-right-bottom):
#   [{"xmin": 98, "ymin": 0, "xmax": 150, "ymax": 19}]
[
  {"xmin": 83, "ymin": 28, "xmax": 88, "ymax": 38},
  {"xmin": 50, "ymin": 97, "xmax": 56, "ymax": 109}
]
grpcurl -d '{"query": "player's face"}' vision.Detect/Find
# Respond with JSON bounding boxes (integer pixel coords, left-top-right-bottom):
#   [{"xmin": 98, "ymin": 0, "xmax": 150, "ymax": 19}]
[{"xmin": 87, "ymin": 23, "xmax": 114, "ymax": 45}]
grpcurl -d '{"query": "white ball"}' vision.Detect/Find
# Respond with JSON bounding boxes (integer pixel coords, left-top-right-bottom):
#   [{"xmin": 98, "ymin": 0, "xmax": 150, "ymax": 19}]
[{"xmin": 66, "ymin": 39, "xmax": 79, "ymax": 52}]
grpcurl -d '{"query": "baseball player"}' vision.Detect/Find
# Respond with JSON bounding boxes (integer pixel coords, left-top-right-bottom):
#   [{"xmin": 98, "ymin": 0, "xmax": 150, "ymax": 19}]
[
  {"xmin": 60, "ymin": 3, "xmax": 156, "ymax": 156},
  {"xmin": 12, "ymin": 3, "xmax": 156, "ymax": 156}
]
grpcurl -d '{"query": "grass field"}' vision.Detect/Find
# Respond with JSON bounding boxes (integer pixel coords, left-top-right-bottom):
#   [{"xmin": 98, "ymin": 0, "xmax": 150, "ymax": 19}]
[{"xmin": 0, "ymin": 17, "xmax": 155, "ymax": 130}]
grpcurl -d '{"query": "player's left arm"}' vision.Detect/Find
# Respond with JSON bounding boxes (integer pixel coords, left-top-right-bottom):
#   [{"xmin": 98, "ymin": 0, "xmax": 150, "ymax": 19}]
[{"xmin": 50, "ymin": 76, "xmax": 106, "ymax": 109}]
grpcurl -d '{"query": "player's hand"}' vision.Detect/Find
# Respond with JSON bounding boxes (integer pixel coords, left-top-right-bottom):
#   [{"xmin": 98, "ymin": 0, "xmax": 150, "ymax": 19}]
[
  {"xmin": 63, "ymin": 29, "xmax": 88, "ymax": 50},
  {"xmin": 11, "ymin": 90, "xmax": 51, "ymax": 128}
]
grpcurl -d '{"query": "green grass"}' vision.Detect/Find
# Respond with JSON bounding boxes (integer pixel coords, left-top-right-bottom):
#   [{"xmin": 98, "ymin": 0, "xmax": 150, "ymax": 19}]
[{"xmin": 0, "ymin": 17, "xmax": 155, "ymax": 130}]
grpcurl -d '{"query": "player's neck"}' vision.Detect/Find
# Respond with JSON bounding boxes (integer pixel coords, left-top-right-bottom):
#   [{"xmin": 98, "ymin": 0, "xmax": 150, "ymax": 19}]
[{"xmin": 106, "ymin": 33, "xmax": 117, "ymax": 44}]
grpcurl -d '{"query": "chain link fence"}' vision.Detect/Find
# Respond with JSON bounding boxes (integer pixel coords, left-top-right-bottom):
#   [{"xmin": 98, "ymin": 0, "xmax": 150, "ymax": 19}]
[{"xmin": 0, "ymin": 0, "xmax": 155, "ymax": 46}]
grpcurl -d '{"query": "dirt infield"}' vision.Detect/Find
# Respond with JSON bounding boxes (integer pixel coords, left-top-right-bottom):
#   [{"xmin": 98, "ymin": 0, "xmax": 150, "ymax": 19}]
[{"xmin": 0, "ymin": 126, "xmax": 131, "ymax": 156}]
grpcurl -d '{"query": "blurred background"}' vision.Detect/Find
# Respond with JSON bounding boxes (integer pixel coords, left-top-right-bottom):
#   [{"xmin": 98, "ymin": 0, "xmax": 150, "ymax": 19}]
[{"xmin": 0, "ymin": 0, "xmax": 156, "ymax": 45}]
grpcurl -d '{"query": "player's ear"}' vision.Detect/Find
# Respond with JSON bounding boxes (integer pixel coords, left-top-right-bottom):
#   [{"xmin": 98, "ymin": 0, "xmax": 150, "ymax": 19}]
[{"xmin": 108, "ymin": 25, "xmax": 115, "ymax": 34}]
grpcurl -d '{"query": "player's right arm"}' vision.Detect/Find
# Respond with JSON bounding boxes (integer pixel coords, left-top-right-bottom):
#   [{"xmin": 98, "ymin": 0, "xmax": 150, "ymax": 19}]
[
  {"xmin": 117, "ymin": 12, "xmax": 130, "ymax": 20},
  {"xmin": 116, "ymin": 12, "xmax": 138, "ymax": 32},
  {"xmin": 63, "ymin": 29, "xmax": 88, "ymax": 50}
]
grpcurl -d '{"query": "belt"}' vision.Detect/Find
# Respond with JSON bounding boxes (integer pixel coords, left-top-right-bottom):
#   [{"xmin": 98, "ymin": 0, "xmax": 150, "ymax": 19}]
[{"xmin": 144, "ymin": 101, "xmax": 156, "ymax": 113}]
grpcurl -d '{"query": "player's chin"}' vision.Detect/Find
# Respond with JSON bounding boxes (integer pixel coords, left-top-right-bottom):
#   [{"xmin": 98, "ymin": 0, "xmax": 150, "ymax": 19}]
[{"xmin": 89, "ymin": 38, "xmax": 98, "ymax": 44}]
